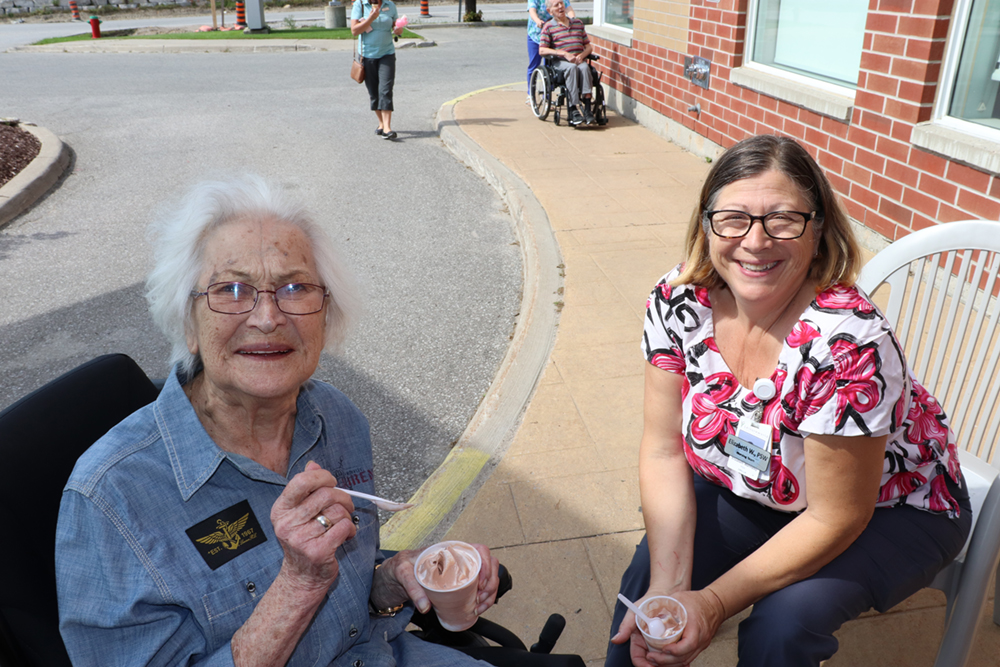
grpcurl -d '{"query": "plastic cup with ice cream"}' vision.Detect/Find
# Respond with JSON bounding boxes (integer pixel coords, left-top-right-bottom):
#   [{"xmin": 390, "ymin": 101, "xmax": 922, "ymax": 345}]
[
  {"xmin": 414, "ymin": 540, "xmax": 482, "ymax": 632},
  {"xmin": 637, "ymin": 596, "xmax": 687, "ymax": 650}
]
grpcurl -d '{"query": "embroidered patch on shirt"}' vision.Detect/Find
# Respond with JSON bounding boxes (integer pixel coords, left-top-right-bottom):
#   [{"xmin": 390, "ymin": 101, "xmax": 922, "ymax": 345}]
[{"xmin": 186, "ymin": 499, "xmax": 267, "ymax": 570}]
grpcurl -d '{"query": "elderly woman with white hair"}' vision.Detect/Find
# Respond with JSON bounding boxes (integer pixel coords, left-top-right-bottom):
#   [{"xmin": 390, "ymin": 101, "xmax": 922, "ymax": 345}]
[{"xmin": 54, "ymin": 177, "xmax": 499, "ymax": 667}]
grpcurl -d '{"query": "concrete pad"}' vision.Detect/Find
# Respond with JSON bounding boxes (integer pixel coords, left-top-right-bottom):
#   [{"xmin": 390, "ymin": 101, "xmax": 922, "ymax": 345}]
[
  {"xmin": 498, "ymin": 445, "xmax": 610, "ymax": 484},
  {"xmin": 570, "ymin": 224, "xmax": 665, "ymax": 247},
  {"xmin": 510, "ymin": 469, "xmax": 644, "ymax": 542},
  {"xmin": 611, "ymin": 186, "xmax": 700, "ymax": 221},
  {"xmin": 476, "ymin": 540, "xmax": 613, "ymax": 663},
  {"xmin": 570, "ymin": 154, "xmax": 673, "ymax": 173},
  {"xmin": 573, "ymin": 209, "xmax": 671, "ymax": 229},
  {"xmin": 565, "ymin": 375, "xmax": 644, "ymax": 453},
  {"xmin": 446, "ymin": 475, "xmax": 525, "ymax": 548},
  {"xmin": 539, "ymin": 357, "xmax": 565, "ymax": 385},
  {"xmin": 597, "ymin": 168, "xmax": 688, "ymax": 190},
  {"xmin": 536, "ymin": 194, "xmax": 631, "ymax": 220},
  {"xmin": 582, "ymin": 530, "xmax": 645, "ymax": 616},
  {"xmin": 505, "ymin": 383, "xmax": 593, "ymax": 456},
  {"xmin": 649, "ymin": 221, "xmax": 696, "ymax": 245},
  {"xmin": 551, "ymin": 340, "xmax": 645, "ymax": 384},
  {"xmin": 590, "ymin": 248, "xmax": 685, "ymax": 315},
  {"xmin": 562, "ymin": 272, "xmax": 627, "ymax": 307},
  {"xmin": 556, "ymin": 301, "xmax": 643, "ymax": 347}
]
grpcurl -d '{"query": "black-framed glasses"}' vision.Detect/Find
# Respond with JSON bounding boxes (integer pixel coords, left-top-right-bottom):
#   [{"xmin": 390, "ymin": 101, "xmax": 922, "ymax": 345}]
[
  {"xmin": 704, "ymin": 210, "xmax": 816, "ymax": 239},
  {"xmin": 191, "ymin": 282, "xmax": 329, "ymax": 315}
]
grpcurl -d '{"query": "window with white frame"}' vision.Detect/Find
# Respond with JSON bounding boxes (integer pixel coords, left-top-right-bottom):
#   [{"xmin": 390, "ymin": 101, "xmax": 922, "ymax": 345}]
[
  {"xmin": 946, "ymin": 0, "xmax": 1000, "ymax": 130},
  {"xmin": 748, "ymin": 0, "xmax": 867, "ymax": 88},
  {"xmin": 594, "ymin": 0, "xmax": 633, "ymax": 30},
  {"xmin": 911, "ymin": 0, "xmax": 1000, "ymax": 173}
]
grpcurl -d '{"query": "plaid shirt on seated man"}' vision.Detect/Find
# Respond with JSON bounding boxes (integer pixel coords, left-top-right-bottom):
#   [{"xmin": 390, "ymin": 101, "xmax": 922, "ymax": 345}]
[{"xmin": 539, "ymin": 0, "xmax": 596, "ymax": 126}]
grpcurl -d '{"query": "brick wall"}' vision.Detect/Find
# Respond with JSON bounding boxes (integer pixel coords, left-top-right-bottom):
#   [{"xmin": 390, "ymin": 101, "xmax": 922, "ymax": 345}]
[
  {"xmin": 632, "ymin": 0, "xmax": 691, "ymax": 54},
  {"xmin": 592, "ymin": 0, "xmax": 1000, "ymax": 242}
]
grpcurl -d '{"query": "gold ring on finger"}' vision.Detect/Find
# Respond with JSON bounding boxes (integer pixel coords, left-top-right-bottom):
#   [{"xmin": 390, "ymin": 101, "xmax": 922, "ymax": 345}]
[{"xmin": 316, "ymin": 514, "xmax": 332, "ymax": 530}]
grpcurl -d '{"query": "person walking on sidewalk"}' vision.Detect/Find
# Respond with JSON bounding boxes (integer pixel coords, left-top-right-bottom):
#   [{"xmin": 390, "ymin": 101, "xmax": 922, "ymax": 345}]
[
  {"xmin": 526, "ymin": 0, "xmax": 573, "ymax": 104},
  {"xmin": 539, "ymin": 0, "xmax": 595, "ymax": 126},
  {"xmin": 351, "ymin": 0, "xmax": 404, "ymax": 140}
]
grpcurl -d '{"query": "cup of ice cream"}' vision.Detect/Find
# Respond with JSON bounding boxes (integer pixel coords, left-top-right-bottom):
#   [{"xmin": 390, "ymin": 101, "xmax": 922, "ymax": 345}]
[
  {"xmin": 414, "ymin": 540, "xmax": 482, "ymax": 632},
  {"xmin": 637, "ymin": 596, "xmax": 687, "ymax": 650}
]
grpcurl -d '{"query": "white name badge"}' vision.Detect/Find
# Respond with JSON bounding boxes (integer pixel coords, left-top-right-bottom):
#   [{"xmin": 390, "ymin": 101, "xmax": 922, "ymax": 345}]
[{"xmin": 725, "ymin": 417, "xmax": 773, "ymax": 482}]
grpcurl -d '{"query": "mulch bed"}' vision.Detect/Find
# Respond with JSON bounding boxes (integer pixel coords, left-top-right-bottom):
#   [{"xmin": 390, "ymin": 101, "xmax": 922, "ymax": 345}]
[{"xmin": 0, "ymin": 124, "xmax": 41, "ymax": 189}]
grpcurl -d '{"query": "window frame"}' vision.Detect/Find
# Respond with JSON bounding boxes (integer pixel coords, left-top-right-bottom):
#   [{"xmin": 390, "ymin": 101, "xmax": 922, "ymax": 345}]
[
  {"xmin": 730, "ymin": 0, "xmax": 860, "ymax": 120},
  {"xmin": 911, "ymin": 0, "xmax": 1000, "ymax": 174},
  {"xmin": 590, "ymin": 0, "xmax": 634, "ymax": 45}
]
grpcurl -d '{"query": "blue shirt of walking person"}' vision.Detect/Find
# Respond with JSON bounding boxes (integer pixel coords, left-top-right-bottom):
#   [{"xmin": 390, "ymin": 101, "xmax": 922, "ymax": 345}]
[{"xmin": 352, "ymin": 0, "xmax": 398, "ymax": 59}]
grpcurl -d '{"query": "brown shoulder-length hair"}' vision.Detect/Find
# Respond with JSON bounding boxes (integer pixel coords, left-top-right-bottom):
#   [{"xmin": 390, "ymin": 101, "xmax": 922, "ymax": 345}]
[{"xmin": 673, "ymin": 134, "xmax": 862, "ymax": 292}]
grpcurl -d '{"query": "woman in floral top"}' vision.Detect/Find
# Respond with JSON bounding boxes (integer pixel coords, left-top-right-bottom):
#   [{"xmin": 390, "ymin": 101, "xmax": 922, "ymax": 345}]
[{"xmin": 605, "ymin": 135, "xmax": 971, "ymax": 667}]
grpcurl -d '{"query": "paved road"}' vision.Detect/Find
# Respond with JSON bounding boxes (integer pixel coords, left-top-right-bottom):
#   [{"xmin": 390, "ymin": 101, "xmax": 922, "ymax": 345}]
[{"xmin": 0, "ymin": 25, "xmax": 531, "ymax": 511}]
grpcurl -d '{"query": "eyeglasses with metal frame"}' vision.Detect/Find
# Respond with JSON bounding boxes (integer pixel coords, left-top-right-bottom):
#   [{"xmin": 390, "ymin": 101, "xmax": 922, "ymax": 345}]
[
  {"xmin": 190, "ymin": 282, "xmax": 329, "ymax": 315},
  {"xmin": 704, "ymin": 210, "xmax": 816, "ymax": 240}
]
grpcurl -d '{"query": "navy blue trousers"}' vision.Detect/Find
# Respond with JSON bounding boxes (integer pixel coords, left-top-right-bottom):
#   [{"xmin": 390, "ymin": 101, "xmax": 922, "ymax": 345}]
[{"xmin": 605, "ymin": 474, "xmax": 971, "ymax": 667}]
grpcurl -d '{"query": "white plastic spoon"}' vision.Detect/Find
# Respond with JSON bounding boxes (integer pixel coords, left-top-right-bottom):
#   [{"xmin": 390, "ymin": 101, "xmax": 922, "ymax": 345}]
[
  {"xmin": 340, "ymin": 488, "xmax": 415, "ymax": 512},
  {"xmin": 617, "ymin": 593, "xmax": 666, "ymax": 637}
]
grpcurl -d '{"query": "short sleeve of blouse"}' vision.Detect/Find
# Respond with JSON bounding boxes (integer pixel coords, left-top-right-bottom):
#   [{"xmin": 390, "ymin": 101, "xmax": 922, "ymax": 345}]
[
  {"xmin": 351, "ymin": 0, "xmax": 364, "ymax": 20},
  {"xmin": 796, "ymin": 293, "xmax": 909, "ymax": 439},
  {"xmin": 642, "ymin": 266, "xmax": 709, "ymax": 375}
]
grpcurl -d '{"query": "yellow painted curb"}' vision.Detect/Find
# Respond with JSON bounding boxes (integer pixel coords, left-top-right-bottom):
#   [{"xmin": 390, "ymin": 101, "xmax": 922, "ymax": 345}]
[
  {"xmin": 379, "ymin": 85, "xmax": 562, "ymax": 553},
  {"xmin": 443, "ymin": 82, "xmax": 522, "ymax": 107},
  {"xmin": 380, "ymin": 447, "xmax": 491, "ymax": 550}
]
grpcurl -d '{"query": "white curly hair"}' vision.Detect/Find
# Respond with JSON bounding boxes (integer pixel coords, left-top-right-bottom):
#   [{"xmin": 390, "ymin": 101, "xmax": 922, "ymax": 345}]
[{"xmin": 145, "ymin": 176, "xmax": 357, "ymax": 378}]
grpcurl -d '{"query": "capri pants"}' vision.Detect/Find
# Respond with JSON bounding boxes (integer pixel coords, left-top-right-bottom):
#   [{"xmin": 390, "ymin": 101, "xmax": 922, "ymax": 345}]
[{"xmin": 363, "ymin": 53, "xmax": 395, "ymax": 111}]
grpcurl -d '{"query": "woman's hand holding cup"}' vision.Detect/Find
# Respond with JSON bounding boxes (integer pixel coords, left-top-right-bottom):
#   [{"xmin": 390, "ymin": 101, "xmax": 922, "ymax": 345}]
[
  {"xmin": 374, "ymin": 541, "xmax": 499, "ymax": 623},
  {"xmin": 622, "ymin": 589, "xmax": 725, "ymax": 666}
]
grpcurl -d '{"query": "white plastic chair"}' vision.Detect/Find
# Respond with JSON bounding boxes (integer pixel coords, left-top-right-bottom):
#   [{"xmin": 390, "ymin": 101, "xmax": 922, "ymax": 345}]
[{"xmin": 857, "ymin": 220, "xmax": 1000, "ymax": 667}]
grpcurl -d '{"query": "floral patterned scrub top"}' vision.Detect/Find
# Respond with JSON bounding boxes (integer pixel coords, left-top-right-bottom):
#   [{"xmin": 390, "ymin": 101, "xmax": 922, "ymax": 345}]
[{"xmin": 643, "ymin": 265, "xmax": 964, "ymax": 517}]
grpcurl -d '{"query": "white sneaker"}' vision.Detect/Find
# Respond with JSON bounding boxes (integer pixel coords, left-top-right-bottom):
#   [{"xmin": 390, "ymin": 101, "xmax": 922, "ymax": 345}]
[{"xmin": 525, "ymin": 94, "xmax": 532, "ymax": 106}]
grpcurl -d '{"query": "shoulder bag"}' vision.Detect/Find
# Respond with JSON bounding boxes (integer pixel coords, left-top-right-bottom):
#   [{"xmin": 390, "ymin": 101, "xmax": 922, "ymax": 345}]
[{"xmin": 351, "ymin": 36, "xmax": 365, "ymax": 84}]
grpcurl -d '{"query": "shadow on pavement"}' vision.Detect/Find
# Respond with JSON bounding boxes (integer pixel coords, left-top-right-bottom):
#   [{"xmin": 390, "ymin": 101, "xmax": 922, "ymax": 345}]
[{"xmin": 0, "ymin": 281, "xmax": 454, "ymax": 519}]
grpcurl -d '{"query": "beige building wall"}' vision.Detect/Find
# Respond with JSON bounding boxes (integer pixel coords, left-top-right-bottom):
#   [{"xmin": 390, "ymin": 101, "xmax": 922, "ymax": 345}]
[{"xmin": 633, "ymin": 0, "xmax": 691, "ymax": 54}]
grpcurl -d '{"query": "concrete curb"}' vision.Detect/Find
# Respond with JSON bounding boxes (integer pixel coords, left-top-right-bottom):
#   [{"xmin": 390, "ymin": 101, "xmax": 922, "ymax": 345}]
[
  {"xmin": 380, "ymin": 83, "xmax": 564, "ymax": 550},
  {"xmin": 0, "ymin": 124, "xmax": 70, "ymax": 229},
  {"xmin": 9, "ymin": 37, "xmax": 429, "ymax": 53}
]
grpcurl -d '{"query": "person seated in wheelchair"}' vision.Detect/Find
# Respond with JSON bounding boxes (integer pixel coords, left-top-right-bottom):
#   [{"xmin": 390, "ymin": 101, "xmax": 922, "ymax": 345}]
[
  {"xmin": 538, "ymin": 0, "xmax": 596, "ymax": 126},
  {"xmin": 54, "ymin": 177, "xmax": 502, "ymax": 667}
]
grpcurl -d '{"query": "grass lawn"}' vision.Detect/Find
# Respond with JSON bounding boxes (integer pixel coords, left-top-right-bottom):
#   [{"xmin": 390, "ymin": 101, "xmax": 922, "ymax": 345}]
[{"xmin": 34, "ymin": 26, "xmax": 420, "ymax": 44}]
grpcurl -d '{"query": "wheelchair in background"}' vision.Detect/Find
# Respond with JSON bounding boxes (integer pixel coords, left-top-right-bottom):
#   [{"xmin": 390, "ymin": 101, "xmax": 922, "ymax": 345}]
[{"xmin": 530, "ymin": 54, "xmax": 609, "ymax": 128}]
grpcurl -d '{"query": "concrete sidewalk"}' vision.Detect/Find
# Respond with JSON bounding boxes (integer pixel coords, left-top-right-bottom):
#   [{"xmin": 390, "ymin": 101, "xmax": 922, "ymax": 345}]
[{"xmin": 441, "ymin": 87, "xmax": 1000, "ymax": 666}]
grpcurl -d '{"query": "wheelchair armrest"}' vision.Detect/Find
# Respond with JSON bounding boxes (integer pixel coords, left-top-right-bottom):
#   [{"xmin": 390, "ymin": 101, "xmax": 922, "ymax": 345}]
[{"xmin": 587, "ymin": 53, "xmax": 600, "ymax": 61}]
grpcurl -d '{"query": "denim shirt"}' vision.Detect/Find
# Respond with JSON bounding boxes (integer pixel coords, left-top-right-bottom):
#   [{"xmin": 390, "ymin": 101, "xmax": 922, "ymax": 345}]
[{"xmin": 56, "ymin": 369, "xmax": 428, "ymax": 667}]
